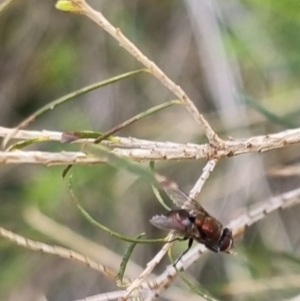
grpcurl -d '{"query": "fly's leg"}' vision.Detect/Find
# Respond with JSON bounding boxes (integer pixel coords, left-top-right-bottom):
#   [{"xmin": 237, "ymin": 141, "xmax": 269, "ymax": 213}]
[
  {"xmin": 167, "ymin": 236, "xmax": 188, "ymax": 243},
  {"xmin": 173, "ymin": 238, "xmax": 193, "ymax": 267}
]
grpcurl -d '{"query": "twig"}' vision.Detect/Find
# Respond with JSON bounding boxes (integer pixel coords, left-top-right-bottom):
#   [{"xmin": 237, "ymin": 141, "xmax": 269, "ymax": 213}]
[
  {"xmin": 24, "ymin": 207, "xmax": 144, "ymax": 278},
  {"xmin": 1, "ymin": 127, "xmax": 300, "ymax": 164},
  {"xmin": 189, "ymin": 159, "xmax": 218, "ymax": 199},
  {"xmin": 102, "ymin": 127, "xmax": 300, "ymax": 159},
  {"xmin": 228, "ymin": 186, "xmax": 300, "ymax": 234},
  {"xmin": 0, "ymin": 126, "xmax": 188, "ymax": 149},
  {"xmin": 72, "ymin": 291, "xmax": 126, "ymax": 301},
  {"xmin": 0, "ymin": 226, "xmax": 117, "ymax": 279},
  {"xmin": 121, "ymin": 233, "xmax": 175, "ymax": 300},
  {"xmin": 221, "ymin": 274, "xmax": 300, "ymax": 296},
  {"xmin": 0, "ymin": 150, "xmax": 106, "ymax": 165},
  {"xmin": 64, "ymin": 0, "xmax": 221, "ymax": 145}
]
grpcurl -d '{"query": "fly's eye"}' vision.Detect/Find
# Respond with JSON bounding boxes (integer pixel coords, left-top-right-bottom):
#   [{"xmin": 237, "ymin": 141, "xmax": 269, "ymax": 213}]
[
  {"xmin": 219, "ymin": 236, "xmax": 233, "ymax": 252},
  {"xmin": 219, "ymin": 228, "xmax": 233, "ymax": 252}
]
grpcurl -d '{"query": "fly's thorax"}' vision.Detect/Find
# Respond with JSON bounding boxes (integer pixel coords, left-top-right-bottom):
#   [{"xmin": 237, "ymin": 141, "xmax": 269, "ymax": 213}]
[{"xmin": 195, "ymin": 215, "xmax": 223, "ymax": 241}]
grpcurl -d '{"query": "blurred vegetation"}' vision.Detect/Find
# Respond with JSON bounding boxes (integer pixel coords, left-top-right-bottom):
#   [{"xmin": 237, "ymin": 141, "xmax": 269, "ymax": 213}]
[{"xmin": 1, "ymin": 0, "xmax": 300, "ymax": 300}]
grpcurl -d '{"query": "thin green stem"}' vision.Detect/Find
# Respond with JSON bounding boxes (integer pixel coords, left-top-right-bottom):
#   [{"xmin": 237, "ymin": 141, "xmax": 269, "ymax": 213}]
[
  {"xmin": 94, "ymin": 100, "xmax": 181, "ymax": 144},
  {"xmin": 68, "ymin": 177, "xmax": 167, "ymax": 243},
  {"xmin": 3, "ymin": 69, "xmax": 148, "ymax": 148}
]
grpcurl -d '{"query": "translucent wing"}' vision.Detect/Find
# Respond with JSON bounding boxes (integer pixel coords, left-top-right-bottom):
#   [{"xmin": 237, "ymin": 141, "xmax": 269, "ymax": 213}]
[
  {"xmin": 150, "ymin": 210, "xmax": 192, "ymax": 234},
  {"xmin": 159, "ymin": 177, "xmax": 209, "ymax": 215}
]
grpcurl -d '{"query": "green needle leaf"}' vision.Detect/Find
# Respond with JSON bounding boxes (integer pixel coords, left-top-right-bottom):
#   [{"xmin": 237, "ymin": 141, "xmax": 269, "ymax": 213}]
[
  {"xmin": 68, "ymin": 176, "xmax": 167, "ymax": 244},
  {"xmin": 88, "ymin": 143, "xmax": 156, "ymax": 183},
  {"xmin": 168, "ymin": 250, "xmax": 219, "ymax": 301},
  {"xmin": 116, "ymin": 233, "xmax": 144, "ymax": 287},
  {"xmin": 6, "ymin": 137, "xmax": 49, "ymax": 151},
  {"xmin": 94, "ymin": 100, "xmax": 181, "ymax": 144},
  {"xmin": 149, "ymin": 162, "xmax": 171, "ymax": 211},
  {"xmin": 3, "ymin": 69, "xmax": 147, "ymax": 149}
]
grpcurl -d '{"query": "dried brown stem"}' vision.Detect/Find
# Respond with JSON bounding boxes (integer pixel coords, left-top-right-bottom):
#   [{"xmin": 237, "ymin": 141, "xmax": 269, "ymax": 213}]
[
  {"xmin": 1, "ymin": 127, "xmax": 300, "ymax": 165},
  {"xmin": 70, "ymin": 0, "xmax": 220, "ymax": 145},
  {"xmin": 0, "ymin": 226, "xmax": 117, "ymax": 279}
]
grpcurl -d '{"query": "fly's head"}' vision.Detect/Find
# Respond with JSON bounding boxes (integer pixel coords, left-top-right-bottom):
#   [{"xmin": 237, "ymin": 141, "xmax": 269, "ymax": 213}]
[{"xmin": 218, "ymin": 228, "xmax": 234, "ymax": 253}]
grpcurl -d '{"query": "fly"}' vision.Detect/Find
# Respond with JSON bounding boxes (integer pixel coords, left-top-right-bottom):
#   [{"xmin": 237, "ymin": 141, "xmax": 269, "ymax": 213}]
[{"xmin": 150, "ymin": 178, "xmax": 233, "ymax": 264}]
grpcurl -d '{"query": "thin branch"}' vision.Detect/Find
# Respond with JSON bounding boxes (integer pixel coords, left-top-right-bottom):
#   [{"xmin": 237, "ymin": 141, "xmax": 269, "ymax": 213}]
[
  {"xmin": 189, "ymin": 159, "xmax": 218, "ymax": 199},
  {"xmin": 66, "ymin": 0, "xmax": 220, "ymax": 145},
  {"xmin": 1, "ymin": 127, "xmax": 300, "ymax": 164},
  {"xmin": 72, "ymin": 291, "xmax": 126, "ymax": 301},
  {"xmin": 0, "ymin": 150, "xmax": 106, "ymax": 165},
  {"xmin": 0, "ymin": 126, "xmax": 193, "ymax": 149},
  {"xmin": 121, "ymin": 233, "xmax": 175, "ymax": 300},
  {"xmin": 112, "ymin": 127, "xmax": 300, "ymax": 159},
  {"xmin": 24, "ymin": 207, "xmax": 144, "ymax": 278},
  {"xmin": 220, "ymin": 274, "xmax": 300, "ymax": 296},
  {"xmin": 228, "ymin": 186, "xmax": 300, "ymax": 234},
  {"xmin": 0, "ymin": 226, "xmax": 117, "ymax": 280}
]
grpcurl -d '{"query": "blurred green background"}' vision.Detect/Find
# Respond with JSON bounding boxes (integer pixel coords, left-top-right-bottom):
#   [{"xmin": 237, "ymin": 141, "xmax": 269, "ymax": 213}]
[{"xmin": 1, "ymin": 0, "xmax": 300, "ymax": 300}]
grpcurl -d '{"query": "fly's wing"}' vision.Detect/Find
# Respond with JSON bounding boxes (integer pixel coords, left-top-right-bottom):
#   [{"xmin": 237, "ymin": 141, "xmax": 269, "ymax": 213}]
[
  {"xmin": 150, "ymin": 210, "xmax": 192, "ymax": 235},
  {"xmin": 158, "ymin": 176, "xmax": 210, "ymax": 216}
]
